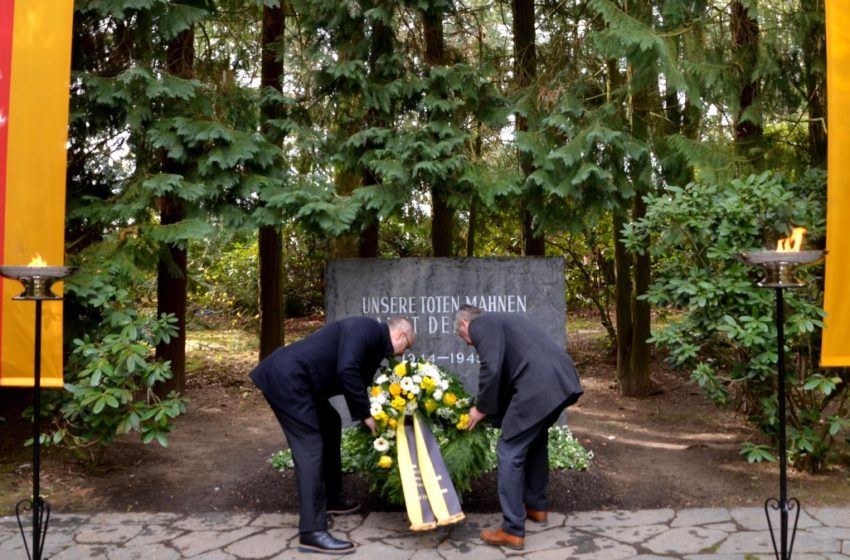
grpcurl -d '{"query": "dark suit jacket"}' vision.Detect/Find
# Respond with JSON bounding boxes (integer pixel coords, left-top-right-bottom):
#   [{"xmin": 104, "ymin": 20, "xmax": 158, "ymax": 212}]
[
  {"xmin": 469, "ymin": 313, "xmax": 583, "ymax": 440},
  {"xmin": 249, "ymin": 317, "xmax": 393, "ymax": 430}
]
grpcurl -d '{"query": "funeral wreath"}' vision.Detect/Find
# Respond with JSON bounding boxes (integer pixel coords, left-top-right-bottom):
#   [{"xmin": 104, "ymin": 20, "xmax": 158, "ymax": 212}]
[
  {"xmin": 352, "ymin": 358, "xmax": 491, "ymax": 504},
  {"xmin": 271, "ymin": 358, "xmax": 592, "ymax": 505}
]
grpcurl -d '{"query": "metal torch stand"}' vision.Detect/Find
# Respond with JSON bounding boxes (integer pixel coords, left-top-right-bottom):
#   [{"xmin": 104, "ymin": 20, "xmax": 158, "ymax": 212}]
[
  {"xmin": 15, "ymin": 298, "xmax": 51, "ymax": 560},
  {"xmin": 764, "ymin": 287, "xmax": 800, "ymax": 560},
  {"xmin": 0, "ymin": 265, "xmax": 74, "ymax": 560}
]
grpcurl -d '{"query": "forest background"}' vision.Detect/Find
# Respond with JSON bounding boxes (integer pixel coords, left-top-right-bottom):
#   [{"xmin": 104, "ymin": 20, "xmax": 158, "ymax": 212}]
[{"xmin": 9, "ymin": 0, "xmax": 846, "ymax": 484}]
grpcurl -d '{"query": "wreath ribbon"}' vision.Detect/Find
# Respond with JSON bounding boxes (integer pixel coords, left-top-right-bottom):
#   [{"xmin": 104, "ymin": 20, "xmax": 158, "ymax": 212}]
[{"xmin": 396, "ymin": 414, "xmax": 466, "ymax": 531}]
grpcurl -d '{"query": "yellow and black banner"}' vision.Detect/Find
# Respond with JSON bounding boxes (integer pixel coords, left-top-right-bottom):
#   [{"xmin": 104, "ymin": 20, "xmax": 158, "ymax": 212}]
[
  {"xmin": 396, "ymin": 415, "xmax": 465, "ymax": 531},
  {"xmin": 0, "ymin": 0, "xmax": 73, "ymax": 387},
  {"xmin": 822, "ymin": 0, "xmax": 850, "ymax": 367}
]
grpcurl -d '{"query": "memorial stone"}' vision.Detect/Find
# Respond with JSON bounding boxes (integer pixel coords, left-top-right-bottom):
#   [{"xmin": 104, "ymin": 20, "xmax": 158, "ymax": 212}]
[{"xmin": 325, "ymin": 257, "xmax": 567, "ymax": 402}]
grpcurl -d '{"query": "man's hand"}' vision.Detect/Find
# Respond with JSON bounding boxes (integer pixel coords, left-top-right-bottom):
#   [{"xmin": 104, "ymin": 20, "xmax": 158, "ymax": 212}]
[
  {"xmin": 363, "ymin": 416, "xmax": 377, "ymax": 434},
  {"xmin": 466, "ymin": 406, "xmax": 486, "ymax": 431}
]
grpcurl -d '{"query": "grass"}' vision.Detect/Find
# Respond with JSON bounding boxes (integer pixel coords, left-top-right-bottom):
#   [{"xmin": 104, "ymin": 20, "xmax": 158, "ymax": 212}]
[
  {"xmin": 186, "ymin": 328, "xmax": 259, "ymax": 354},
  {"xmin": 568, "ymin": 316, "xmax": 605, "ymax": 333}
]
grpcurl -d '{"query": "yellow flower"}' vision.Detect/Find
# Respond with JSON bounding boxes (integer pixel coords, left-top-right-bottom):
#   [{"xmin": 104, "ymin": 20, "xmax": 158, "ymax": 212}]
[
  {"xmin": 394, "ymin": 362, "xmax": 408, "ymax": 377},
  {"xmin": 420, "ymin": 376, "xmax": 436, "ymax": 392},
  {"xmin": 389, "ymin": 383, "xmax": 402, "ymax": 397},
  {"xmin": 388, "ymin": 418, "xmax": 397, "ymax": 429},
  {"xmin": 456, "ymin": 414, "xmax": 470, "ymax": 430},
  {"xmin": 374, "ymin": 411, "xmax": 388, "ymax": 424},
  {"xmin": 370, "ymin": 386, "xmax": 383, "ymax": 398},
  {"xmin": 442, "ymin": 392, "xmax": 457, "ymax": 406},
  {"xmin": 391, "ymin": 396, "xmax": 407, "ymax": 411},
  {"xmin": 407, "ymin": 392, "xmax": 416, "ymax": 400},
  {"xmin": 378, "ymin": 455, "xmax": 393, "ymax": 468},
  {"xmin": 424, "ymin": 399, "xmax": 438, "ymax": 413}
]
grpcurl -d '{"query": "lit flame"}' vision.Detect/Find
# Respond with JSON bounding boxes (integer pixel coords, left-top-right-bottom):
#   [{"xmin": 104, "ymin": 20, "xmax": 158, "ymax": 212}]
[
  {"xmin": 28, "ymin": 254, "xmax": 48, "ymax": 267},
  {"xmin": 776, "ymin": 227, "xmax": 807, "ymax": 252}
]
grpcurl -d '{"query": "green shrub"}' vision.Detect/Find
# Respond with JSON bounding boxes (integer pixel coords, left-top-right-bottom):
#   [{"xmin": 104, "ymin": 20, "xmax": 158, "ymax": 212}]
[
  {"xmin": 623, "ymin": 170, "xmax": 848, "ymax": 472},
  {"xmin": 35, "ymin": 266, "xmax": 187, "ymax": 464},
  {"xmin": 190, "ymin": 234, "xmax": 259, "ymax": 323},
  {"xmin": 188, "ymin": 226, "xmax": 327, "ymax": 325}
]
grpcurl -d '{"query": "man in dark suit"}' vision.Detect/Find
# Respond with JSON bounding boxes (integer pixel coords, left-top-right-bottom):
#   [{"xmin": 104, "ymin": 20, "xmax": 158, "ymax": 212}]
[
  {"xmin": 250, "ymin": 316, "xmax": 415, "ymax": 555},
  {"xmin": 454, "ymin": 305, "xmax": 582, "ymax": 550}
]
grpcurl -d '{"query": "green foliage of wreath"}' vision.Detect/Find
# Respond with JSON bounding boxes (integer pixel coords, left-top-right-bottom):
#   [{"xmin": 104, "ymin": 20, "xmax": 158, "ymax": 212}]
[{"xmin": 348, "ymin": 359, "xmax": 491, "ymax": 504}]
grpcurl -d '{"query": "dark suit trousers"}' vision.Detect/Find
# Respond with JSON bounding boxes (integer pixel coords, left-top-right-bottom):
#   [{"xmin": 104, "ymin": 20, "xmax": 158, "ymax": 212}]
[
  {"xmin": 265, "ymin": 396, "xmax": 342, "ymax": 533},
  {"xmin": 496, "ymin": 403, "xmax": 567, "ymax": 536}
]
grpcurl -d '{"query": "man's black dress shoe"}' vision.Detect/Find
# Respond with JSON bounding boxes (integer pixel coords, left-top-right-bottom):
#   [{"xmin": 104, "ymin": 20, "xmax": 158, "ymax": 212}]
[
  {"xmin": 298, "ymin": 530, "xmax": 355, "ymax": 554},
  {"xmin": 326, "ymin": 499, "xmax": 361, "ymax": 515}
]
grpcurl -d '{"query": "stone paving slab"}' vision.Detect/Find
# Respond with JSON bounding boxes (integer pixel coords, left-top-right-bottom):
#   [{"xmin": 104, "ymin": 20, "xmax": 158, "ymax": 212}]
[{"xmin": 0, "ymin": 507, "xmax": 848, "ymax": 559}]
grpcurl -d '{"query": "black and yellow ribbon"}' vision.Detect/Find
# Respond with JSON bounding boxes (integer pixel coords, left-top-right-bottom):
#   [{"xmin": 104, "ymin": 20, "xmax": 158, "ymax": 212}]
[{"xmin": 396, "ymin": 414, "xmax": 465, "ymax": 531}]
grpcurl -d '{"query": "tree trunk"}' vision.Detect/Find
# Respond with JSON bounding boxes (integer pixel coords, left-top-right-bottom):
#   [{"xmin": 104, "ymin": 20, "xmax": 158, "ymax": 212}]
[
  {"xmin": 357, "ymin": 5, "xmax": 394, "ymax": 258},
  {"xmin": 466, "ymin": 198, "xmax": 477, "ymax": 257},
  {"xmin": 156, "ymin": 195, "xmax": 187, "ymax": 397},
  {"xmin": 512, "ymin": 0, "xmax": 544, "ymax": 256},
  {"xmin": 358, "ymin": 220, "xmax": 379, "ymax": 258},
  {"xmin": 731, "ymin": 0, "xmax": 763, "ymax": 164},
  {"xmin": 154, "ymin": 26, "xmax": 194, "ymax": 397},
  {"xmin": 623, "ymin": 101, "xmax": 653, "ymax": 388},
  {"xmin": 801, "ymin": 0, "xmax": 827, "ymax": 166},
  {"xmin": 613, "ymin": 210, "xmax": 633, "ymax": 384},
  {"xmin": 522, "ymin": 207, "xmax": 545, "ymax": 255},
  {"xmin": 258, "ymin": 3, "xmax": 286, "ymax": 359},
  {"xmin": 627, "ymin": 195, "xmax": 652, "ymax": 395},
  {"xmin": 467, "ymin": 128, "xmax": 482, "ymax": 257},
  {"xmin": 431, "ymin": 188, "xmax": 453, "ymax": 256},
  {"xmin": 332, "ymin": 169, "xmax": 361, "ymax": 258},
  {"xmin": 660, "ymin": 30, "xmax": 694, "ymax": 187},
  {"xmin": 616, "ymin": 1, "xmax": 653, "ymax": 397},
  {"xmin": 423, "ymin": 5, "xmax": 453, "ymax": 257},
  {"xmin": 258, "ymin": 226, "xmax": 284, "ymax": 358}
]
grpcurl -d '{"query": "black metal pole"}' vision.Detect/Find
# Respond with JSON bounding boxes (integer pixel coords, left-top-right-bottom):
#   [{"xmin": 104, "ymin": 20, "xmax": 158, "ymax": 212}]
[
  {"xmin": 764, "ymin": 287, "xmax": 801, "ymax": 560},
  {"xmin": 14, "ymin": 299, "xmax": 51, "ymax": 560},
  {"xmin": 32, "ymin": 298, "xmax": 43, "ymax": 560},
  {"xmin": 2, "ymin": 269, "xmax": 74, "ymax": 560},
  {"xmin": 776, "ymin": 287, "xmax": 788, "ymax": 560}
]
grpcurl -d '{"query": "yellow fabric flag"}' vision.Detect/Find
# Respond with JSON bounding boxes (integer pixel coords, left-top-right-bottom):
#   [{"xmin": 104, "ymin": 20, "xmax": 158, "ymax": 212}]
[
  {"xmin": 822, "ymin": 0, "xmax": 850, "ymax": 367},
  {"xmin": 0, "ymin": 0, "xmax": 73, "ymax": 387}
]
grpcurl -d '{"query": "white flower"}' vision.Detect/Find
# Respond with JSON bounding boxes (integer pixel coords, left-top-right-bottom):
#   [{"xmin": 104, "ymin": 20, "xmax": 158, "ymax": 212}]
[
  {"xmin": 373, "ymin": 437, "xmax": 390, "ymax": 452},
  {"xmin": 406, "ymin": 400, "xmax": 419, "ymax": 414},
  {"xmin": 375, "ymin": 374, "xmax": 389, "ymax": 385},
  {"xmin": 370, "ymin": 402, "xmax": 383, "ymax": 416},
  {"xmin": 412, "ymin": 374, "xmax": 422, "ymax": 384},
  {"xmin": 437, "ymin": 407, "xmax": 453, "ymax": 418},
  {"xmin": 420, "ymin": 364, "xmax": 441, "ymax": 379},
  {"xmin": 400, "ymin": 377, "xmax": 415, "ymax": 393},
  {"xmin": 440, "ymin": 379, "xmax": 450, "ymax": 390},
  {"xmin": 433, "ymin": 389, "xmax": 443, "ymax": 401}
]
